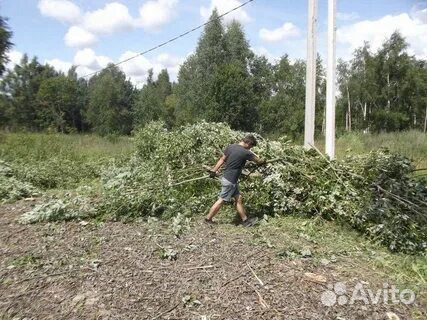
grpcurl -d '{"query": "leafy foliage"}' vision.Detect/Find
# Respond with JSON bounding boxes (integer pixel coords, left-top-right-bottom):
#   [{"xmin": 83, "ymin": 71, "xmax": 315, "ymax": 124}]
[
  {"xmin": 21, "ymin": 122, "xmax": 427, "ymax": 253},
  {"xmin": 0, "ymin": 15, "xmax": 13, "ymax": 76},
  {"xmin": 20, "ymin": 194, "xmax": 96, "ymax": 223},
  {"xmin": 0, "ymin": 160, "xmax": 39, "ymax": 203},
  {"xmin": 87, "ymin": 64, "xmax": 134, "ymax": 135},
  {"xmin": 336, "ymin": 32, "xmax": 427, "ymax": 133}
]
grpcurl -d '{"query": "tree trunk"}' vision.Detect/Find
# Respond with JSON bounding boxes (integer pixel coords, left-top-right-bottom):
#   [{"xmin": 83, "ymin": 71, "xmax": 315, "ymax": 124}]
[
  {"xmin": 346, "ymin": 85, "xmax": 351, "ymax": 131},
  {"xmin": 363, "ymin": 102, "xmax": 368, "ymax": 133},
  {"xmin": 345, "ymin": 111, "xmax": 348, "ymax": 131},
  {"xmin": 387, "ymin": 73, "xmax": 391, "ymax": 110},
  {"xmin": 322, "ymin": 107, "xmax": 326, "ymax": 134},
  {"xmin": 424, "ymin": 104, "xmax": 427, "ymax": 133},
  {"xmin": 362, "ymin": 102, "xmax": 366, "ymax": 121}
]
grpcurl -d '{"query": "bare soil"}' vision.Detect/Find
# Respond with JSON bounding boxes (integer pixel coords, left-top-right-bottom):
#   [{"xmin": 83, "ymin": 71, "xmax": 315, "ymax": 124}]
[{"xmin": 0, "ymin": 201, "xmax": 425, "ymax": 319}]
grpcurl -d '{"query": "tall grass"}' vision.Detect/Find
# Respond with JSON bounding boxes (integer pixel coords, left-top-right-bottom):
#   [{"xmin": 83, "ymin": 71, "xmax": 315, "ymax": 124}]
[
  {"xmin": 316, "ymin": 130, "xmax": 427, "ymax": 169},
  {"xmin": 0, "ymin": 132, "xmax": 133, "ymax": 163},
  {"xmin": 0, "ymin": 132, "xmax": 133, "ymax": 189}
]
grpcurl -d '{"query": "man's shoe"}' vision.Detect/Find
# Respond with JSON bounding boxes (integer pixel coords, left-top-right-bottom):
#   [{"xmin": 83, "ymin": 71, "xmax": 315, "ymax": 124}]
[
  {"xmin": 241, "ymin": 217, "xmax": 258, "ymax": 227},
  {"xmin": 204, "ymin": 218, "xmax": 216, "ymax": 225}
]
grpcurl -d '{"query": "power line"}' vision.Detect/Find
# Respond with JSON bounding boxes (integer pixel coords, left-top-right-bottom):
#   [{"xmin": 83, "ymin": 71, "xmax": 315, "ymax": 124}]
[{"xmin": 81, "ymin": 0, "xmax": 255, "ymax": 78}]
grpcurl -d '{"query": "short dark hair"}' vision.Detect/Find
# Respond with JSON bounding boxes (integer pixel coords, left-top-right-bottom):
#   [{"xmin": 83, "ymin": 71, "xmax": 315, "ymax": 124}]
[{"xmin": 242, "ymin": 134, "xmax": 257, "ymax": 147}]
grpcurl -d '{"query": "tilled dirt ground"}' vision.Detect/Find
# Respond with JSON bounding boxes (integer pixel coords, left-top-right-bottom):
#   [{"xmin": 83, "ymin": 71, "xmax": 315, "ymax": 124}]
[{"xmin": 0, "ymin": 201, "xmax": 425, "ymax": 319}]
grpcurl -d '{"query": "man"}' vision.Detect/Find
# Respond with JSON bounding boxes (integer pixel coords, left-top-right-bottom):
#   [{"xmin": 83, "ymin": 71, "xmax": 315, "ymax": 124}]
[{"xmin": 205, "ymin": 134, "xmax": 265, "ymax": 226}]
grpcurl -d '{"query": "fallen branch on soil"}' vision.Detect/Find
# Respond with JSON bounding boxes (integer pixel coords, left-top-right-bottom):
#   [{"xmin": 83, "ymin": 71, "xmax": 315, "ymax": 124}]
[
  {"xmin": 12, "ymin": 268, "xmax": 89, "ymax": 285},
  {"xmin": 247, "ymin": 263, "xmax": 264, "ymax": 287},
  {"xmin": 186, "ymin": 265, "xmax": 215, "ymax": 271},
  {"xmin": 244, "ymin": 281, "xmax": 269, "ymax": 309},
  {"xmin": 151, "ymin": 302, "xmax": 180, "ymax": 320}
]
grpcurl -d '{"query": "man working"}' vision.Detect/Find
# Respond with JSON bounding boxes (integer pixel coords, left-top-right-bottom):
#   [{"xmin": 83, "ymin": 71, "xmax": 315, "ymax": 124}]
[{"xmin": 205, "ymin": 134, "xmax": 265, "ymax": 226}]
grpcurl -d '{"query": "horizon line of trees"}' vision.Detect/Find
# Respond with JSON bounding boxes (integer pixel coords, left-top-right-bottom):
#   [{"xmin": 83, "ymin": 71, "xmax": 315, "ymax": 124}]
[{"xmin": 1, "ymin": 11, "xmax": 426, "ymax": 137}]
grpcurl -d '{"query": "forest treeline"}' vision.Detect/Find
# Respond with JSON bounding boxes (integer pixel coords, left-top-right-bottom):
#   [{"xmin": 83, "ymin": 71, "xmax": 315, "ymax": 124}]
[{"xmin": 1, "ymin": 10, "xmax": 426, "ymax": 137}]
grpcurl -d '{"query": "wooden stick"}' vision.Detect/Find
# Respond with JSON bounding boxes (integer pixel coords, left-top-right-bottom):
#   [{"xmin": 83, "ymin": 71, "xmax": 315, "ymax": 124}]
[
  {"xmin": 152, "ymin": 302, "xmax": 180, "ymax": 320},
  {"xmin": 186, "ymin": 265, "xmax": 215, "ymax": 271},
  {"xmin": 247, "ymin": 263, "xmax": 264, "ymax": 286},
  {"xmin": 244, "ymin": 281, "xmax": 269, "ymax": 309}
]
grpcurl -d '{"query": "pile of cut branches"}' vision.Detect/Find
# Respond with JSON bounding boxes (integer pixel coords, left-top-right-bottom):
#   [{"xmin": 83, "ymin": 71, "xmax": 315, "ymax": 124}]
[
  {"xmin": 0, "ymin": 160, "xmax": 39, "ymax": 203},
  {"xmin": 21, "ymin": 122, "xmax": 427, "ymax": 253}
]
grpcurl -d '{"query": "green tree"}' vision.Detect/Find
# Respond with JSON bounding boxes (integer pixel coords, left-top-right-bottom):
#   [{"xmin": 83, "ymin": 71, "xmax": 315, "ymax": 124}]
[
  {"xmin": 67, "ymin": 66, "xmax": 89, "ymax": 132},
  {"xmin": 336, "ymin": 59, "xmax": 352, "ymax": 132},
  {"xmin": 176, "ymin": 9, "xmax": 227, "ymax": 124},
  {"xmin": 87, "ymin": 64, "xmax": 134, "ymax": 135},
  {"xmin": 211, "ymin": 63, "xmax": 256, "ymax": 130},
  {"xmin": 134, "ymin": 69, "xmax": 173, "ymax": 128},
  {"xmin": 336, "ymin": 32, "xmax": 427, "ymax": 132},
  {"xmin": 0, "ymin": 15, "xmax": 13, "ymax": 76},
  {"xmin": 37, "ymin": 75, "xmax": 78, "ymax": 132},
  {"xmin": 0, "ymin": 55, "xmax": 57, "ymax": 130},
  {"xmin": 250, "ymin": 55, "xmax": 274, "ymax": 113},
  {"xmin": 176, "ymin": 14, "xmax": 261, "ymax": 131},
  {"xmin": 258, "ymin": 56, "xmax": 306, "ymax": 137},
  {"xmin": 224, "ymin": 20, "xmax": 252, "ymax": 66}
]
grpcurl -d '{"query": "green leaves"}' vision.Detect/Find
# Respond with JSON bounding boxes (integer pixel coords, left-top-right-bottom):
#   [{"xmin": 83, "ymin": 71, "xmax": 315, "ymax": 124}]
[
  {"xmin": 87, "ymin": 64, "xmax": 134, "ymax": 135},
  {"xmin": 19, "ymin": 122, "xmax": 427, "ymax": 254}
]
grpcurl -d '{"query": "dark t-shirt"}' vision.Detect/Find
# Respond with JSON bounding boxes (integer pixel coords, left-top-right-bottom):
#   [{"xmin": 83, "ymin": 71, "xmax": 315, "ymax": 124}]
[{"xmin": 222, "ymin": 144, "xmax": 255, "ymax": 183}]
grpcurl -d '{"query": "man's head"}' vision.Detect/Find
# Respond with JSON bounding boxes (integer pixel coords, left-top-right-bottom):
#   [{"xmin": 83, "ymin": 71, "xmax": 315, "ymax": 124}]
[{"xmin": 241, "ymin": 134, "xmax": 257, "ymax": 149}]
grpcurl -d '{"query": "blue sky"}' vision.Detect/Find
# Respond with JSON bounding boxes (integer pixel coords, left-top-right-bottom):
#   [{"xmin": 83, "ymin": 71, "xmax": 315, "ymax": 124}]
[{"xmin": 2, "ymin": 0, "xmax": 426, "ymax": 86}]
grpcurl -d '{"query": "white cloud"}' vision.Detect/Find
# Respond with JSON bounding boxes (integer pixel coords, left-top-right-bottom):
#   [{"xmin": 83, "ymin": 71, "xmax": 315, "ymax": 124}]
[
  {"xmin": 337, "ymin": 12, "xmax": 359, "ymax": 21},
  {"xmin": 251, "ymin": 47, "xmax": 278, "ymax": 63},
  {"xmin": 411, "ymin": 4, "xmax": 427, "ymax": 24},
  {"xmin": 40, "ymin": 1, "xmax": 180, "ymax": 48},
  {"xmin": 200, "ymin": 0, "xmax": 251, "ymax": 24},
  {"xmin": 156, "ymin": 53, "xmax": 182, "ymax": 68},
  {"xmin": 38, "ymin": 49, "xmax": 183, "ymax": 86},
  {"xmin": 137, "ymin": 0, "xmax": 178, "ymax": 30},
  {"xmin": 154, "ymin": 53, "xmax": 183, "ymax": 80},
  {"xmin": 118, "ymin": 51, "xmax": 183, "ymax": 87},
  {"xmin": 337, "ymin": 11, "xmax": 427, "ymax": 59},
  {"xmin": 5, "ymin": 50, "xmax": 24, "ymax": 70},
  {"xmin": 119, "ymin": 51, "xmax": 155, "ymax": 77},
  {"xmin": 259, "ymin": 22, "xmax": 300, "ymax": 43},
  {"xmin": 74, "ymin": 48, "xmax": 112, "ymax": 70},
  {"xmin": 83, "ymin": 2, "xmax": 135, "ymax": 35},
  {"xmin": 38, "ymin": 0, "xmax": 81, "ymax": 23},
  {"xmin": 65, "ymin": 26, "xmax": 97, "ymax": 48},
  {"xmin": 45, "ymin": 58, "xmax": 73, "ymax": 73}
]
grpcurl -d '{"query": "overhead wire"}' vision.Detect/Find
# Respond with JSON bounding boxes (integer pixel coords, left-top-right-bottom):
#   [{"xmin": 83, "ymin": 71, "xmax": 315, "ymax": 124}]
[{"xmin": 81, "ymin": 0, "xmax": 255, "ymax": 78}]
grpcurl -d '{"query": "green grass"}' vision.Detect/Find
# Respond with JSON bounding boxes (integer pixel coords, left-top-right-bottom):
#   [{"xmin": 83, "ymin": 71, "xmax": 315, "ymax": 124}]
[
  {"xmin": 316, "ymin": 130, "xmax": 427, "ymax": 169},
  {"xmin": 0, "ymin": 132, "xmax": 133, "ymax": 163},
  {"xmin": 0, "ymin": 132, "xmax": 133, "ymax": 190}
]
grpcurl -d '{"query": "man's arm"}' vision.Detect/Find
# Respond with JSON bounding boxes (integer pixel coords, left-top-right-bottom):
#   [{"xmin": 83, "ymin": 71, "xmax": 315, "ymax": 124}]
[
  {"xmin": 212, "ymin": 155, "xmax": 226, "ymax": 173},
  {"xmin": 251, "ymin": 155, "xmax": 266, "ymax": 166}
]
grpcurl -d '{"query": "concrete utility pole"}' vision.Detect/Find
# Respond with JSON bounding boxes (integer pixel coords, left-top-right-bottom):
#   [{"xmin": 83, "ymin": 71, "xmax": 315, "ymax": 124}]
[
  {"xmin": 325, "ymin": 0, "xmax": 337, "ymax": 158},
  {"xmin": 304, "ymin": 0, "xmax": 317, "ymax": 149}
]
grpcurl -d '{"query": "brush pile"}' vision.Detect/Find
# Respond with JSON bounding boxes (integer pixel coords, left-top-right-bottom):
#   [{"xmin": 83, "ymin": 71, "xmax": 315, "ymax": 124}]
[
  {"xmin": 21, "ymin": 122, "xmax": 427, "ymax": 253},
  {"xmin": 0, "ymin": 160, "xmax": 39, "ymax": 203}
]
